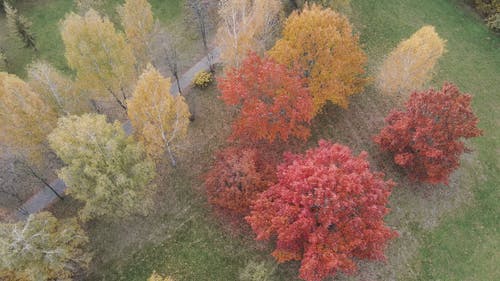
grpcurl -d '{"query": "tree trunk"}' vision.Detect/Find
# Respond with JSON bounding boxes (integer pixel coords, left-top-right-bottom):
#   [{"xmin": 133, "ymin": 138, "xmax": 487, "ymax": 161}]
[{"xmin": 166, "ymin": 144, "xmax": 177, "ymax": 167}]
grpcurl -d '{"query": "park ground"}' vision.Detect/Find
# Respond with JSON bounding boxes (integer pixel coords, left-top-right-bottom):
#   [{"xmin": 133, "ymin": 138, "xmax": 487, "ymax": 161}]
[{"xmin": 0, "ymin": 0, "xmax": 499, "ymax": 280}]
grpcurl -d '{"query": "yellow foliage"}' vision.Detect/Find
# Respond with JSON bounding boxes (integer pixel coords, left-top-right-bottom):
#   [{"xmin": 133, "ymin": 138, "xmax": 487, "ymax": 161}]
[
  {"xmin": 118, "ymin": 0, "xmax": 155, "ymax": 71},
  {"xmin": 61, "ymin": 9, "xmax": 136, "ymax": 110},
  {"xmin": 192, "ymin": 71, "xmax": 213, "ymax": 88},
  {"xmin": 216, "ymin": 0, "xmax": 282, "ymax": 68},
  {"xmin": 147, "ymin": 271, "xmax": 175, "ymax": 281},
  {"xmin": 127, "ymin": 65, "xmax": 190, "ymax": 164},
  {"xmin": 376, "ymin": 25, "xmax": 446, "ymax": 97},
  {"xmin": 269, "ymin": 4, "xmax": 368, "ymax": 113},
  {"xmin": 27, "ymin": 60, "xmax": 89, "ymax": 115},
  {"xmin": 0, "ymin": 72, "xmax": 57, "ymax": 163}
]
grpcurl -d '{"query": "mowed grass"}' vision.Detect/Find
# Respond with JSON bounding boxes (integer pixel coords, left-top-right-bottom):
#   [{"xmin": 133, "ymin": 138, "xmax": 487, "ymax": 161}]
[
  {"xmin": 5, "ymin": 0, "xmax": 499, "ymax": 280},
  {"xmin": 0, "ymin": 0, "xmax": 183, "ymax": 76},
  {"xmin": 349, "ymin": 0, "xmax": 499, "ymax": 280}
]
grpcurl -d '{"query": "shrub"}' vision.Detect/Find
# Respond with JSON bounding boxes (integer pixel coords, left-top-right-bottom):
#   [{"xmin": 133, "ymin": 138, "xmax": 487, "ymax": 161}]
[
  {"xmin": 374, "ymin": 83, "xmax": 483, "ymax": 184},
  {"xmin": 192, "ymin": 70, "xmax": 213, "ymax": 88}
]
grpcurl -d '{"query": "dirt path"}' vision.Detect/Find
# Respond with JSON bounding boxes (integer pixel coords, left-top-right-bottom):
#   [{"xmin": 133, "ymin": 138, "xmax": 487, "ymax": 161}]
[{"xmin": 13, "ymin": 48, "xmax": 221, "ymax": 220}]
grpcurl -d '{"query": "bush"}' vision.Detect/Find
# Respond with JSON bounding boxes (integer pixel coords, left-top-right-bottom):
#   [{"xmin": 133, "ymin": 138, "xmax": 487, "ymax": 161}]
[
  {"xmin": 472, "ymin": 0, "xmax": 500, "ymax": 31},
  {"xmin": 239, "ymin": 260, "xmax": 276, "ymax": 281},
  {"xmin": 192, "ymin": 70, "xmax": 213, "ymax": 88}
]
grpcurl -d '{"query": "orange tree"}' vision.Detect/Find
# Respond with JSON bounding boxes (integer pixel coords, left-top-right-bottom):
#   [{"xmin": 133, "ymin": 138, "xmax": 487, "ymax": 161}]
[
  {"xmin": 246, "ymin": 140, "xmax": 397, "ymax": 281},
  {"xmin": 269, "ymin": 4, "xmax": 368, "ymax": 113}
]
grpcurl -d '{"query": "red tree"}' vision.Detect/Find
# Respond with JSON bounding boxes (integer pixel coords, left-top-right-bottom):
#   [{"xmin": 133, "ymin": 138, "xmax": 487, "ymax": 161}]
[
  {"xmin": 246, "ymin": 140, "xmax": 397, "ymax": 281},
  {"xmin": 374, "ymin": 83, "xmax": 482, "ymax": 184},
  {"xmin": 218, "ymin": 52, "xmax": 314, "ymax": 143},
  {"xmin": 204, "ymin": 146, "xmax": 277, "ymax": 216}
]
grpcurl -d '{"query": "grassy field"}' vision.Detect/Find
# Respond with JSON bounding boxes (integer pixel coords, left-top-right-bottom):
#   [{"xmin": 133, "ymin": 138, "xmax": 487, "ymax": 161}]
[{"xmin": 2, "ymin": 0, "xmax": 499, "ymax": 280}]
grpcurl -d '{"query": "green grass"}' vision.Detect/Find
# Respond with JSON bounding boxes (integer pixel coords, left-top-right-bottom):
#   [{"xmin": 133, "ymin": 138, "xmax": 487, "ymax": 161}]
[
  {"xmin": 0, "ymin": 0, "xmax": 183, "ymax": 76},
  {"xmin": 350, "ymin": 0, "xmax": 499, "ymax": 280}
]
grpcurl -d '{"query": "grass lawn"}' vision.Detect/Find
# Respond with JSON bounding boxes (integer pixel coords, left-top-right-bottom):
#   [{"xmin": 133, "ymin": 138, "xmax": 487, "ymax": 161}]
[{"xmin": 4, "ymin": 0, "xmax": 499, "ymax": 280}]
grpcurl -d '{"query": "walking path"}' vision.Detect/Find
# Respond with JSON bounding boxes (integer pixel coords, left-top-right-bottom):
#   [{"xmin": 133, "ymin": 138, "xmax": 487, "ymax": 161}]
[{"xmin": 14, "ymin": 48, "xmax": 220, "ymax": 220}]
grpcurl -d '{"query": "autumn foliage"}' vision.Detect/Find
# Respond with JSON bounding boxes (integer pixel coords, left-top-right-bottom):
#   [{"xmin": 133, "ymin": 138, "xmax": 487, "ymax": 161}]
[
  {"xmin": 374, "ymin": 83, "xmax": 482, "ymax": 184},
  {"xmin": 269, "ymin": 4, "xmax": 367, "ymax": 113},
  {"xmin": 204, "ymin": 146, "xmax": 276, "ymax": 216},
  {"xmin": 218, "ymin": 52, "xmax": 313, "ymax": 143},
  {"xmin": 246, "ymin": 140, "xmax": 397, "ymax": 281}
]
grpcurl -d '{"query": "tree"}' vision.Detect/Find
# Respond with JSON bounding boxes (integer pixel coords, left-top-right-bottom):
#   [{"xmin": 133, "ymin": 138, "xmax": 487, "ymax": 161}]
[
  {"xmin": 148, "ymin": 271, "xmax": 174, "ymax": 281},
  {"xmin": 269, "ymin": 4, "xmax": 367, "ymax": 113},
  {"xmin": 127, "ymin": 65, "xmax": 190, "ymax": 166},
  {"xmin": 0, "ymin": 72, "xmax": 57, "ymax": 163},
  {"xmin": 48, "ymin": 114, "xmax": 156, "ymax": 221},
  {"xmin": 27, "ymin": 60, "xmax": 89, "ymax": 115},
  {"xmin": 218, "ymin": 52, "xmax": 314, "ymax": 143},
  {"xmin": 118, "ymin": 0, "xmax": 155, "ymax": 71},
  {"xmin": 4, "ymin": 2, "xmax": 37, "ymax": 51},
  {"xmin": 246, "ymin": 140, "xmax": 397, "ymax": 281},
  {"xmin": 185, "ymin": 0, "xmax": 218, "ymax": 72},
  {"xmin": 204, "ymin": 146, "xmax": 276, "ymax": 216},
  {"xmin": 152, "ymin": 30, "xmax": 183, "ymax": 94},
  {"xmin": 374, "ymin": 83, "xmax": 482, "ymax": 184},
  {"xmin": 0, "ymin": 212, "xmax": 90, "ymax": 281},
  {"xmin": 216, "ymin": 0, "xmax": 282, "ymax": 68},
  {"xmin": 61, "ymin": 9, "xmax": 136, "ymax": 111},
  {"xmin": 0, "ymin": 50, "xmax": 6, "ymax": 71},
  {"xmin": 376, "ymin": 26, "xmax": 446, "ymax": 97}
]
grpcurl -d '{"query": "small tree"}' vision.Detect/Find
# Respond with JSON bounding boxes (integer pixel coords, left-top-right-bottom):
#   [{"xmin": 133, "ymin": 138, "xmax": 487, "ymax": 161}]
[
  {"xmin": 216, "ymin": 0, "xmax": 282, "ymax": 68},
  {"xmin": 127, "ymin": 65, "xmax": 190, "ymax": 166},
  {"xmin": 376, "ymin": 26, "xmax": 446, "ymax": 97},
  {"xmin": 218, "ymin": 52, "xmax": 313, "ymax": 143},
  {"xmin": 61, "ymin": 9, "xmax": 136, "ymax": 111},
  {"xmin": 0, "ymin": 72, "xmax": 57, "ymax": 164},
  {"xmin": 48, "ymin": 114, "xmax": 156, "ymax": 221},
  {"xmin": 118, "ymin": 0, "xmax": 155, "ymax": 71},
  {"xmin": 27, "ymin": 60, "xmax": 89, "ymax": 115},
  {"xmin": 0, "ymin": 212, "xmax": 90, "ymax": 281},
  {"xmin": 152, "ymin": 30, "xmax": 183, "ymax": 94},
  {"xmin": 204, "ymin": 146, "xmax": 276, "ymax": 216},
  {"xmin": 374, "ymin": 83, "xmax": 482, "ymax": 184},
  {"xmin": 148, "ymin": 271, "xmax": 175, "ymax": 281},
  {"xmin": 185, "ymin": 0, "xmax": 218, "ymax": 72},
  {"xmin": 246, "ymin": 140, "xmax": 397, "ymax": 281},
  {"xmin": 4, "ymin": 2, "xmax": 37, "ymax": 51}
]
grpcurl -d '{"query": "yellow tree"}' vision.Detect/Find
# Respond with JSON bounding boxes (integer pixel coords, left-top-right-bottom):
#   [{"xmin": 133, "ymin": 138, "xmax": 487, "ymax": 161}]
[
  {"xmin": 216, "ymin": 0, "xmax": 282, "ymax": 68},
  {"xmin": 376, "ymin": 25, "xmax": 446, "ymax": 97},
  {"xmin": 27, "ymin": 60, "xmax": 89, "ymax": 115},
  {"xmin": 269, "ymin": 4, "xmax": 367, "ymax": 113},
  {"xmin": 118, "ymin": 0, "xmax": 155, "ymax": 71},
  {"xmin": 127, "ymin": 65, "xmax": 190, "ymax": 166},
  {"xmin": 0, "ymin": 72, "xmax": 57, "ymax": 163},
  {"xmin": 61, "ymin": 9, "xmax": 136, "ymax": 111}
]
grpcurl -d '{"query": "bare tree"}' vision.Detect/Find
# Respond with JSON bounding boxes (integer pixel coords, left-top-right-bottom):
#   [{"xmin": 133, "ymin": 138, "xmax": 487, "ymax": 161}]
[
  {"xmin": 153, "ymin": 29, "xmax": 183, "ymax": 95},
  {"xmin": 185, "ymin": 0, "xmax": 217, "ymax": 72}
]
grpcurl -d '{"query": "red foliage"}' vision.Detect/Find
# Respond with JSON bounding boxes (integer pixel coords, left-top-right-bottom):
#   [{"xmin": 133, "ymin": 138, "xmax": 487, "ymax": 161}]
[
  {"xmin": 246, "ymin": 140, "xmax": 397, "ymax": 281},
  {"xmin": 218, "ymin": 52, "xmax": 314, "ymax": 143},
  {"xmin": 204, "ymin": 146, "xmax": 277, "ymax": 216},
  {"xmin": 374, "ymin": 83, "xmax": 482, "ymax": 184}
]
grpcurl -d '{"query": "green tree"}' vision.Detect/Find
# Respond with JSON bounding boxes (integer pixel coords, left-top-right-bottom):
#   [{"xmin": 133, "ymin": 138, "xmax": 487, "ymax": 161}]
[
  {"xmin": 0, "ymin": 212, "xmax": 90, "ymax": 281},
  {"xmin": 4, "ymin": 1, "xmax": 37, "ymax": 51},
  {"xmin": 48, "ymin": 114, "xmax": 156, "ymax": 221},
  {"xmin": 61, "ymin": 9, "xmax": 137, "ymax": 111}
]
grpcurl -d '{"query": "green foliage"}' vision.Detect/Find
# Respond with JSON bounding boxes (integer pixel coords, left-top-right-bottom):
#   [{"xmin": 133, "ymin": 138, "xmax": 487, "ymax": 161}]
[
  {"xmin": 192, "ymin": 70, "xmax": 213, "ymax": 88},
  {"xmin": 48, "ymin": 114, "xmax": 157, "ymax": 221},
  {"xmin": 239, "ymin": 260, "xmax": 277, "ymax": 281},
  {"xmin": 0, "ymin": 51, "xmax": 6, "ymax": 70},
  {"xmin": 4, "ymin": 1, "xmax": 37, "ymax": 51},
  {"xmin": 0, "ymin": 212, "xmax": 90, "ymax": 281}
]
